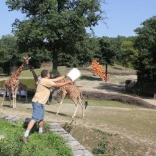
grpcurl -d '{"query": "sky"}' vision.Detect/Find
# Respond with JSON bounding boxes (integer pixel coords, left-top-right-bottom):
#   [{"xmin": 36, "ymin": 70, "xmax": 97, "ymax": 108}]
[{"xmin": 0, "ymin": 0, "xmax": 156, "ymax": 38}]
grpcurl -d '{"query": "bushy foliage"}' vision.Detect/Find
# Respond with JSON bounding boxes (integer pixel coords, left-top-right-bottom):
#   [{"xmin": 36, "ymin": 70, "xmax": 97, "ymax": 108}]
[{"xmin": 0, "ymin": 119, "xmax": 73, "ymax": 156}]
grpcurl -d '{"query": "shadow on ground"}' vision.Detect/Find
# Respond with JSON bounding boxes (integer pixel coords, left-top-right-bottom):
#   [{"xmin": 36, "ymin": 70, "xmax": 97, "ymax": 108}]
[{"xmin": 80, "ymin": 75, "xmax": 101, "ymax": 81}]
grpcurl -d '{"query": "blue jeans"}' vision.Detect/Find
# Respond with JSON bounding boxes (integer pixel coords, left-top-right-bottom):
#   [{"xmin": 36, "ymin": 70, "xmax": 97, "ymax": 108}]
[{"xmin": 32, "ymin": 102, "xmax": 45, "ymax": 122}]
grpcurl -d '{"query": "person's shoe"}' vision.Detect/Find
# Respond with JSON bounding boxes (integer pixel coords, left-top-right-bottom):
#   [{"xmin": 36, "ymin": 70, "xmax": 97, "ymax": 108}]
[{"xmin": 22, "ymin": 136, "xmax": 28, "ymax": 144}]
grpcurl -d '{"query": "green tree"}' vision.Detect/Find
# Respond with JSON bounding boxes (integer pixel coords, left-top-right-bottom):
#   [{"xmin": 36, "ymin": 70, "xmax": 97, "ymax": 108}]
[
  {"xmin": 0, "ymin": 35, "xmax": 18, "ymax": 74},
  {"xmin": 58, "ymin": 34, "xmax": 99, "ymax": 67},
  {"xmin": 6, "ymin": 0, "xmax": 107, "ymax": 70},
  {"xmin": 97, "ymin": 37, "xmax": 116, "ymax": 76},
  {"xmin": 121, "ymin": 39, "xmax": 136, "ymax": 70},
  {"xmin": 134, "ymin": 16, "xmax": 156, "ymax": 82},
  {"xmin": 75, "ymin": 35, "xmax": 100, "ymax": 66}
]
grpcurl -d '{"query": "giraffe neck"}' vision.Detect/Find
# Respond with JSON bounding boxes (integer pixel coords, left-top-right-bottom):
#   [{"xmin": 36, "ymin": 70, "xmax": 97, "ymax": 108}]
[
  {"xmin": 31, "ymin": 68, "xmax": 38, "ymax": 82},
  {"xmin": 10, "ymin": 63, "xmax": 25, "ymax": 80}
]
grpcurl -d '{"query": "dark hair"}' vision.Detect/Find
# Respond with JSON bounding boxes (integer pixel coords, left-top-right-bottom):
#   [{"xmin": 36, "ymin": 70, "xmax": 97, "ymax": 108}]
[{"xmin": 41, "ymin": 70, "xmax": 49, "ymax": 78}]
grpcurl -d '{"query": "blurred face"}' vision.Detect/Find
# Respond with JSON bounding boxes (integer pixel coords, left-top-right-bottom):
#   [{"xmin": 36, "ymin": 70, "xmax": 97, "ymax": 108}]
[{"xmin": 47, "ymin": 72, "xmax": 50, "ymax": 79}]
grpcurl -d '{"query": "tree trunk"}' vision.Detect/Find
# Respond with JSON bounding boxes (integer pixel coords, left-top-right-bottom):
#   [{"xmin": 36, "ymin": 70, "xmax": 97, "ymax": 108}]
[
  {"xmin": 105, "ymin": 64, "xmax": 107, "ymax": 78},
  {"xmin": 53, "ymin": 49, "xmax": 58, "ymax": 70}
]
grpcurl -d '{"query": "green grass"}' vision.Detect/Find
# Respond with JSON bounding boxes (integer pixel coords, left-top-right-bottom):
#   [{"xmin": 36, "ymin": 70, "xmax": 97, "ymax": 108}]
[
  {"xmin": 62, "ymin": 98, "xmax": 140, "ymax": 108},
  {"xmin": 0, "ymin": 119, "xmax": 73, "ymax": 156},
  {"xmin": 0, "ymin": 79, "xmax": 36, "ymax": 89}
]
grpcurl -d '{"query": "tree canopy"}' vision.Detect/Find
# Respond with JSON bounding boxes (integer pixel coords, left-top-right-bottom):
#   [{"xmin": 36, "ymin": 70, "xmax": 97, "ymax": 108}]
[
  {"xmin": 134, "ymin": 16, "xmax": 156, "ymax": 82},
  {"xmin": 6, "ymin": 0, "xmax": 107, "ymax": 69}
]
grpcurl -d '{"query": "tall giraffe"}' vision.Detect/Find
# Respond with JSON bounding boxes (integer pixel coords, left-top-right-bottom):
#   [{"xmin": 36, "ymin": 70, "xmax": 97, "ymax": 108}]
[
  {"xmin": 29, "ymin": 66, "xmax": 40, "ymax": 87},
  {"xmin": 1, "ymin": 56, "xmax": 31, "ymax": 108},
  {"xmin": 56, "ymin": 79, "xmax": 86, "ymax": 118}
]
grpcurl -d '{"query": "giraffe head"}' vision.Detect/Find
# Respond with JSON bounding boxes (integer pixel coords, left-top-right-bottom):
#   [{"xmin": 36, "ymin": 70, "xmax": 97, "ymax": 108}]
[{"xmin": 23, "ymin": 56, "xmax": 31, "ymax": 65}]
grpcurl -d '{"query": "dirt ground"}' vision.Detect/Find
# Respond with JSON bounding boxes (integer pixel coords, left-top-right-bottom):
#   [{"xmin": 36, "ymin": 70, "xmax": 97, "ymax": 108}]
[{"xmin": 0, "ymin": 75, "xmax": 156, "ymax": 155}]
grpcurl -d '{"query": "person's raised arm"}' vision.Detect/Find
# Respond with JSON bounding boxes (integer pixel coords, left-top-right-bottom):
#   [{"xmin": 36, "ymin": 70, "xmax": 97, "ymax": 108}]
[
  {"xmin": 51, "ymin": 75, "xmax": 66, "ymax": 82},
  {"xmin": 53, "ymin": 80, "xmax": 73, "ymax": 88}
]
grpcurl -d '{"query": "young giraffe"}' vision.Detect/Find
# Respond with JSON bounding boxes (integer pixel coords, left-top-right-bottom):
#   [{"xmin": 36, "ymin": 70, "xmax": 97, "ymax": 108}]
[
  {"xmin": 56, "ymin": 79, "xmax": 85, "ymax": 118},
  {"xmin": 1, "ymin": 56, "xmax": 31, "ymax": 108},
  {"xmin": 18, "ymin": 82, "xmax": 28, "ymax": 102},
  {"xmin": 29, "ymin": 66, "xmax": 40, "ymax": 87}
]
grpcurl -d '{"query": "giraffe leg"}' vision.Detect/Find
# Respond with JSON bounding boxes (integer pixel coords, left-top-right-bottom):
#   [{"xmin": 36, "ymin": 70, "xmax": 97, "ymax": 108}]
[
  {"xmin": 78, "ymin": 96, "xmax": 84, "ymax": 118},
  {"xmin": 13, "ymin": 96, "xmax": 17, "ymax": 108},
  {"xmin": 56, "ymin": 92, "xmax": 67, "ymax": 115},
  {"xmin": 13, "ymin": 96, "xmax": 17, "ymax": 109},
  {"xmin": 14, "ymin": 97, "xmax": 17, "ymax": 109},
  {"xmin": 14, "ymin": 88, "xmax": 18, "ymax": 108},
  {"xmin": 71, "ymin": 98, "xmax": 79, "ymax": 118},
  {"xmin": 72, "ymin": 105, "xmax": 78, "ymax": 118},
  {"xmin": 12, "ymin": 93, "xmax": 15, "ymax": 108},
  {"xmin": 13, "ymin": 97, "xmax": 15, "ymax": 108}
]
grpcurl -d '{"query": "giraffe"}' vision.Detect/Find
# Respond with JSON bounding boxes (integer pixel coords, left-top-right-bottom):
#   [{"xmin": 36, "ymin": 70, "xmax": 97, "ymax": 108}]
[
  {"xmin": 29, "ymin": 66, "xmax": 40, "ymax": 87},
  {"xmin": 1, "ymin": 56, "xmax": 31, "ymax": 108},
  {"xmin": 18, "ymin": 82, "xmax": 28, "ymax": 102},
  {"xmin": 56, "ymin": 79, "xmax": 86, "ymax": 118}
]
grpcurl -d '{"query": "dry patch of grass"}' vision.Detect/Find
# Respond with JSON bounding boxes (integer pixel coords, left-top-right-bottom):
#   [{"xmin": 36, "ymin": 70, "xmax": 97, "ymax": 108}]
[{"xmin": 70, "ymin": 125, "xmax": 156, "ymax": 156}]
